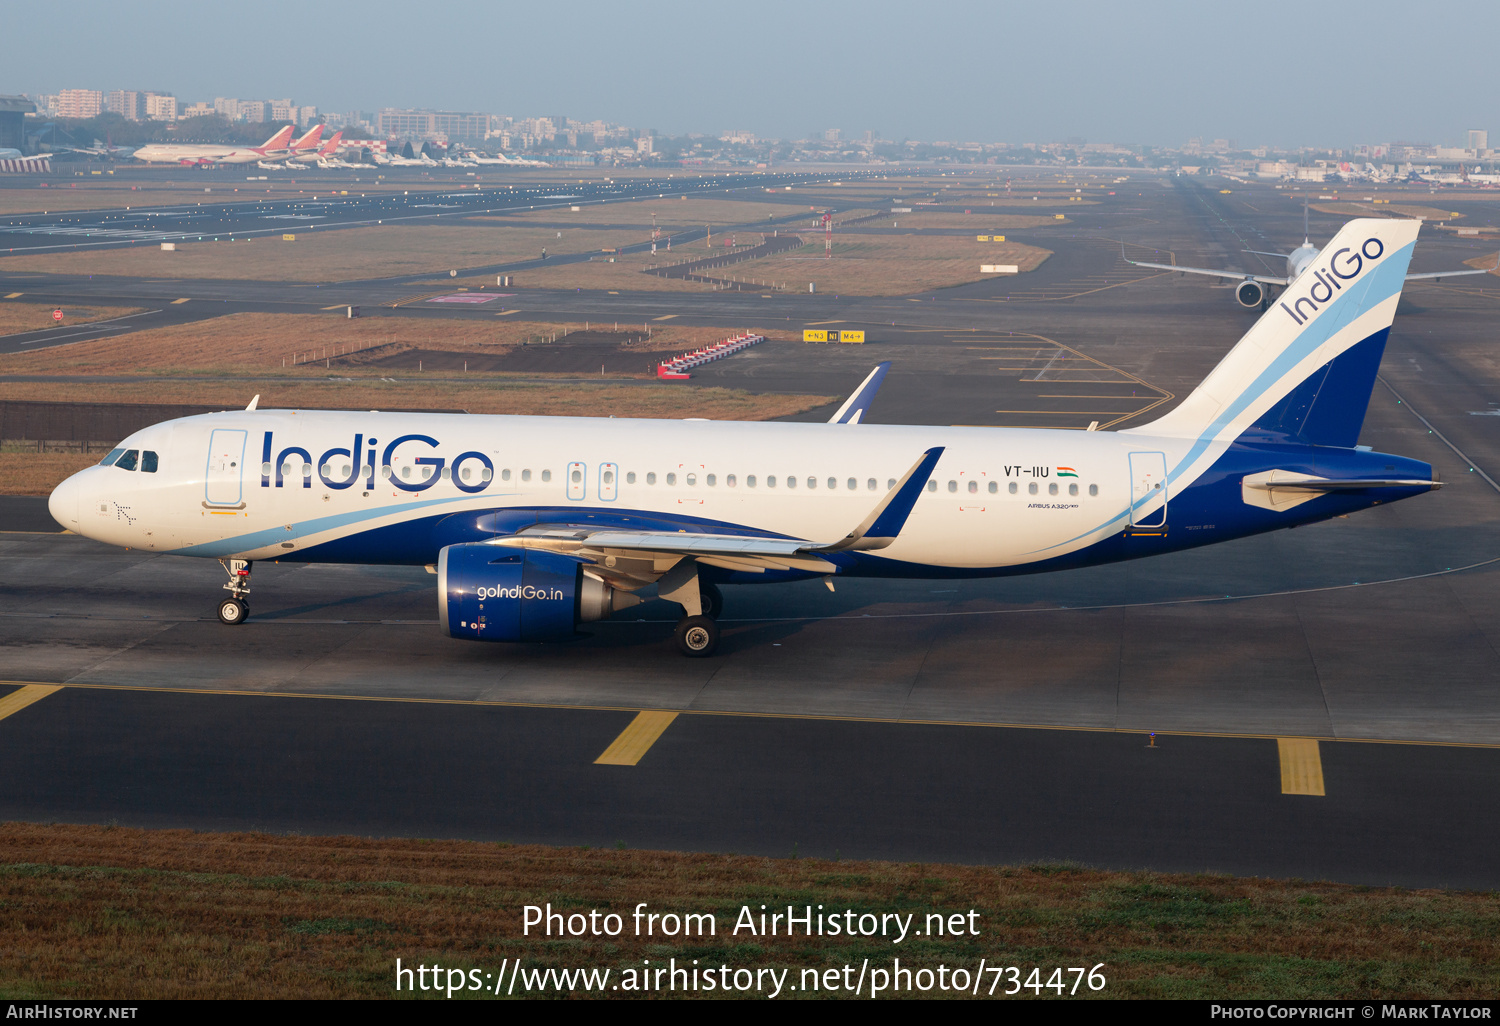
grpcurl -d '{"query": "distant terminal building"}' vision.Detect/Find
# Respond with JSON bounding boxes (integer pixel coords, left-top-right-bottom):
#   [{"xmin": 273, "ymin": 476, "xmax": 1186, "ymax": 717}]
[
  {"xmin": 1469, "ymin": 129, "xmax": 1489, "ymax": 154},
  {"xmin": 378, "ymin": 108, "xmax": 493, "ymax": 141},
  {"xmin": 0, "ymin": 95, "xmax": 36, "ymax": 151}
]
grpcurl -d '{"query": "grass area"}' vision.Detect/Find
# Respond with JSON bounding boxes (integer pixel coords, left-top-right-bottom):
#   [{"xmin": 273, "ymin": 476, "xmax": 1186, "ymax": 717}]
[
  {"xmin": 0, "ymin": 224, "xmax": 650, "ymax": 282},
  {"xmin": 722, "ymin": 235, "xmax": 1051, "ymax": 296},
  {"xmin": 1465, "ymin": 251, "xmax": 1500, "ymax": 275},
  {"xmin": 0, "ymin": 822, "xmax": 1495, "ymax": 999},
  {"xmin": 1310, "ymin": 202, "xmax": 1464, "ymax": 221},
  {"xmin": 0, "ymin": 451, "xmax": 100, "ymax": 496},
  {"xmin": 0, "ymin": 302, "xmax": 143, "ymax": 336},
  {"xmin": 503, "ymin": 197, "xmax": 814, "ymax": 229},
  {"xmin": 0, "ymin": 312, "xmax": 784, "ymax": 375},
  {"xmin": 864, "ymin": 213, "xmax": 1067, "ymax": 230}
]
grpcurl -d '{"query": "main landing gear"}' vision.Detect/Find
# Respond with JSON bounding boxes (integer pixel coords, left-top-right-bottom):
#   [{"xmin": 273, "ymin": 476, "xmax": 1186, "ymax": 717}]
[
  {"xmin": 659, "ymin": 560, "xmax": 722, "ymax": 657},
  {"xmin": 217, "ymin": 558, "xmax": 252, "ymax": 625}
]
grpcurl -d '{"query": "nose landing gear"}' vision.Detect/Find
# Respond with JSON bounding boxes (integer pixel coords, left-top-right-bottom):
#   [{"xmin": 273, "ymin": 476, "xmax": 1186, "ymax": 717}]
[{"xmin": 217, "ymin": 558, "xmax": 252, "ymax": 625}]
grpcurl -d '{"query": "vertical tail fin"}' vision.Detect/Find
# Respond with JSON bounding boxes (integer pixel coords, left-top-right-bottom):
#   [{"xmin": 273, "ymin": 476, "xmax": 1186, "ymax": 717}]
[
  {"xmin": 290, "ymin": 125, "xmax": 323, "ymax": 152},
  {"xmin": 1128, "ymin": 217, "xmax": 1420, "ymax": 456},
  {"xmin": 319, "ymin": 130, "xmax": 343, "ymax": 156},
  {"xmin": 260, "ymin": 125, "xmax": 294, "ymax": 151}
]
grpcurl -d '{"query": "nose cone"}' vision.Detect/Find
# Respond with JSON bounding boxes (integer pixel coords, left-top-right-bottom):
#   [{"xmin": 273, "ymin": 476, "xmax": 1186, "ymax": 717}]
[{"xmin": 48, "ymin": 472, "xmax": 81, "ymax": 530}]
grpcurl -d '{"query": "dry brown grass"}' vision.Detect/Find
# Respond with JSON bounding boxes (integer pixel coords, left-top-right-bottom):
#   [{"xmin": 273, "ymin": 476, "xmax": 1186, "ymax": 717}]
[
  {"xmin": 0, "ymin": 312, "xmax": 787, "ymax": 375},
  {"xmin": 1, "ymin": 822, "xmax": 1497, "ymax": 999},
  {"xmin": 868, "ymin": 212, "xmax": 1068, "ymax": 230},
  {"xmin": 725, "ymin": 235, "xmax": 1051, "ymax": 296},
  {"xmin": 0, "ymin": 303, "xmax": 143, "ymax": 336},
  {"xmin": 0, "ymin": 452, "xmax": 99, "ymax": 495},
  {"xmin": 1465, "ymin": 251, "xmax": 1500, "ymax": 275},
  {"xmin": 503, "ymin": 197, "xmax": 811, "ymax": 228},
  {"xmin": 0, "ymin": 224, "xmax": 649, "ymax": 282},
  {"xmin": 1310, "ymin": 202, "xmax": 1464, "ymax": 221}
]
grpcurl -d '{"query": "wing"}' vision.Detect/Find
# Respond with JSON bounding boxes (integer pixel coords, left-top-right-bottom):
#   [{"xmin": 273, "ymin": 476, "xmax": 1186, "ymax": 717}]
[
  {"xmin": 1404, "ymin": 252, "xmax": 1500, "ymax": 281},
  {"xmin": 488, "ymin": 447, "xmax": 945, "ymax": 583},
  {"xmin": 1124, "ymin": 254, "xmax": 1290, "ymax": 286}
]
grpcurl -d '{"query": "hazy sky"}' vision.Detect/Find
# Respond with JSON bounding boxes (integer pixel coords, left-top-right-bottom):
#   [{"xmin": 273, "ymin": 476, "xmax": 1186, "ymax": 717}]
[{"xmin": 10, "ymin": 0, "xmax": 1495, "ymax": 149}]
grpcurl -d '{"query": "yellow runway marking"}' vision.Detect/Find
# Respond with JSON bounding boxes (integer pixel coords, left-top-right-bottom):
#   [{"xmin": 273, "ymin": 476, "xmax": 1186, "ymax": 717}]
[
  {"xmin": 3, "ymin": 292, "xmax": 22, "ymax": 299},
  {"xmin": 0, "ymin": 685, "xmax": 62, "ymax": 724},
  {"xmin": 804, "ymin": 319, "xmax": 846, "ymax": 325},
  {"xmin": 595, "ymin": 711, "xmax": 679, "ymax": 766},
  {"xmin": 1278, "ymin": 738, "xmax": 1326, "ymax": 795},
  {"xmin": 495, "ymin": 309, "xmax": 520, "ymax": 316},
  {"xmin": 171, "ymin": 298, "xmax": 190, "ymax": 304},
  {"xmin": 653, "ymin": 314, "xmax": 679, "ymax": 321},
  {"xmin": 321, "ymin": 304, "xmax": 346, "ymax": 310}
]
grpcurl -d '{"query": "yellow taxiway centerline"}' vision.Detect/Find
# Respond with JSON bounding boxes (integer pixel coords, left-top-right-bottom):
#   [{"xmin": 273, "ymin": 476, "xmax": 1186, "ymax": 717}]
[
  {"xmin": 594, "ymin": 711, "xmax": 679, "ymax": 766},
  {"xmin": 1278, "ymin": 738, "xmax": 1326, "ymax": 796},
  {"xmin": 0, "ymin": 685, "xmax": 63, "ymax": 724}
]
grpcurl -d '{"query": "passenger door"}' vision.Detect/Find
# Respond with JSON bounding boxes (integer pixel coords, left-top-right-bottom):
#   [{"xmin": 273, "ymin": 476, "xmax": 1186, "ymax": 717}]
[
  {"xmin": 1128, "ymin": 451, "xmax": 1168, "ymax": 528},
  {"xmin": 205, "ymin": 429, "xmax": 247, "ymax": 507}
]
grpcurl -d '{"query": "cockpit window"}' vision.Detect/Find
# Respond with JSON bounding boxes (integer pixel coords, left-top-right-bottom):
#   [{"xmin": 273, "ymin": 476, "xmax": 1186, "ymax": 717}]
[
  {"xmin": 141, "ymin": 450, "xmax": 159, "ymax": 473},
  {"xmin": 114, "ymin": 449, "xmax": 139, "ymax": 471},
  {"xmin": 100, "ymin": 448, "xmax": 125, "ymax": 467}
]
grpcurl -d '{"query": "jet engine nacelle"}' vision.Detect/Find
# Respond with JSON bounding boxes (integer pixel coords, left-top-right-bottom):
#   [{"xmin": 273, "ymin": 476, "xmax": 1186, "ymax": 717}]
[
  {"xmin": 1235, "ymin": 279, "xmax": 1266, "ymax": 309},
  {"xmin": 438, "ymin": 543, "xmax": 641, "ymax": 642}
]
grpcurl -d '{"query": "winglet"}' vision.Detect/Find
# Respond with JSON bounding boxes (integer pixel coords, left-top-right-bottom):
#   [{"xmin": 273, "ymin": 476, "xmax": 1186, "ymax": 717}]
[
  {"xmin": 815, "ymin": 446, "xmax": 943, "ymax": 552},
  {"xmin": 245, "ymin": 394, "xmax": 259, "ymax": 411},
  {"xmin": 827, "ymin": 362, "xmax": 891, "ymax": 424}
]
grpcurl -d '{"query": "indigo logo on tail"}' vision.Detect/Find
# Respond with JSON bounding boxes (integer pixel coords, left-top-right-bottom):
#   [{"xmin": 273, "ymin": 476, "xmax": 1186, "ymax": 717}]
[{"xmin": 1280, "ymin": 237, "xmax": 1385, "ymax": 326}]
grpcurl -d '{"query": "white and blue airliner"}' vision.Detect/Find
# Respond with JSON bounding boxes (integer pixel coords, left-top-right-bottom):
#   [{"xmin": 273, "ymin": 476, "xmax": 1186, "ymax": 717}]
[{"xmin": 49, "ymin": 218, "xmax": 1442, "ymax": 656}]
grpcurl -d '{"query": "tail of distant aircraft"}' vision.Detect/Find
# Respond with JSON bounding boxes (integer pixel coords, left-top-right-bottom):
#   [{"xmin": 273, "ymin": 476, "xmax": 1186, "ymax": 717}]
[
  {"xmin": 1128, "ymin": 217, "xmax": 1420, "ymax": 460},
  {"xmin": 259, "ymin": 125, "xmax": 295, "ymax": 152},
  {"xmin": 318, "ymin": 130, "xmax": 343, "ymax": 156},
  {"xmin": 290, "ymin": 125, "xmax": 323, "ymax": 152}
]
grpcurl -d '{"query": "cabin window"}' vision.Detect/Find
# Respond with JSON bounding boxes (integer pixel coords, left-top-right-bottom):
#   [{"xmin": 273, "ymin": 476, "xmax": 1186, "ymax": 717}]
[
  {"xmin": 401, "ymin": 466, "xmax": 412, "ymax": 480},
  {"xmin": 340, "ymin": 464, "xmax": 351, "ymax": 477},
  {"xmin": 747, "ymin": 475, "xmax": 756, "ymax": 488},
  {"xmin": 1028, "ymin": 482, "xmax": 1038, "ymax": 495},
  {"xmin": 845, "ymin": 478, "xmax": 855, "ymax": 491},
  {"xmin": 1089, "ymin": 484, "xmax": 1098, "ymax": 497},
  {"xmin": 706, "ymin": 474, "xmax": 716, "ymax": 486},
  {"xmin": 302, "ymin": 464, "xmax": 312, "ymax": 479},
  {"xmin": 481, "ymin": 468, "xmax": 492, "ymax": 482},
  {"xmin": 947, "ymin": 480, "xmax": 957, "ymax": 493},
  {"xmin": 828, "ymin": 477, "xmax": 837, "ymax": 490},
  {"xmin": 100, "ymin": 448, "xmax": 125, "ymax": 467},
  {"xmin": 603, "ymin": 470, "xmax": 615, "ymax": 485},
  {"xmin": 666, "ymin": 473, "xmax": 676, "ymax": 486},
  {"xmin": 888, "ymin": 479, "xmax": 898, "ymax": 490},
  {"xmin": 766, "ymin": 476, "xmax": 775, "ymax": 488},
  {"xmin": 521, "ymin": 469, "xmax": 531, "ymax": 482},
  {"xmin": 141, "ymin": 451, "xmax": 158, "ymax": 473},
  {"xmin": 726, "ymin": 474, "xmax": 736, "ymax": 487},
  {"xmin": 422, "ymin": 466, "xmax": 433, "ymax": 480},
  {"xmin": 1068, "ymin": 483, "xmax": 1078, "ymax": 496},
  {"xmin": 461, "ymin": 467, "xmax": 472, "ymax": 481},
  {"xmin": 540, "ymin": 470, "xmax": 552, "ymax": 483},
  {"xmin": 571, "ymin": 469, "xmax": 582, "ymax": 484},
  {"xmin": 381, "ymin": 465, "xmax": 393, "ymax": 479},
  {"xmin": 988, "ymin": 481, "xmax": 998, "ymax": 494},
  {"xmin": 646, "ymin": 472, "xmax": 656, "ymax": 485},
  {"xmin": 786, "ymin": 476, "xmax": 796, "ymax": 489},
  {"xmin": 441, "ymin": 467, "xmax": 451, "ymax": 480},
  {"xmin": 806, "ymin": 476, "xmax": 817, "ymax": 489},
  {"xmin": 867, "ymin": 478, "xmax": 877, "ymax": 491},
  {"xmin": 1048, "ymin": 482, "xmax": 1058, "ymax": 496},
  {"xmin": 968, "ymin": 480, "xmax": 978, "ymax": 494},
  {"xmin": 686, "ymin": 473, "xmax": 697, "ymax": 486},
  {"xmin": 321, "ymin": 463, "xmax": 332, "ymax": 477},
  {"xmin": 1009, "ymin": 481, "xmax": 1018, "ymax": 494},
  {"xmin": 626, "ymin": 471, "xmax": 636, "ymax": 484},
  {"xmin": 501, "ymin": 469, "xmax": 511, "ymax": 481},
  {"xmin": 926, "ymin": 480, "xmax": 936, "ymax": 493},
  {"xmin": 114, "ymin": 450, "xmax": 139, "ymax": 471}
]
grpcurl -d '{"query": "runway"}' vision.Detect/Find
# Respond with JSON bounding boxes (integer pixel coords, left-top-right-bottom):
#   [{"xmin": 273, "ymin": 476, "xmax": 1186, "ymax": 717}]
[{"xmin": 4, "ymin": 175, "xmax": 1500, "ymax": 885}]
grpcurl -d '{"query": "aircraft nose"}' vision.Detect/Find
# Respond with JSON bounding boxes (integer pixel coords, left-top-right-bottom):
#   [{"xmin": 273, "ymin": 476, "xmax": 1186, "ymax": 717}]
[{"xmin": 48, "ymin": 472, "xmax": 81, "ymax": 530}]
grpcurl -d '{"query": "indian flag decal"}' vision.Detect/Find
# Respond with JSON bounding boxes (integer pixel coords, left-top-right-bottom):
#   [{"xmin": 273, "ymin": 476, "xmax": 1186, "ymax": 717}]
[{"xmin": 1056, "ymin": 466, "xmax": 1079, "ymax": 478}]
